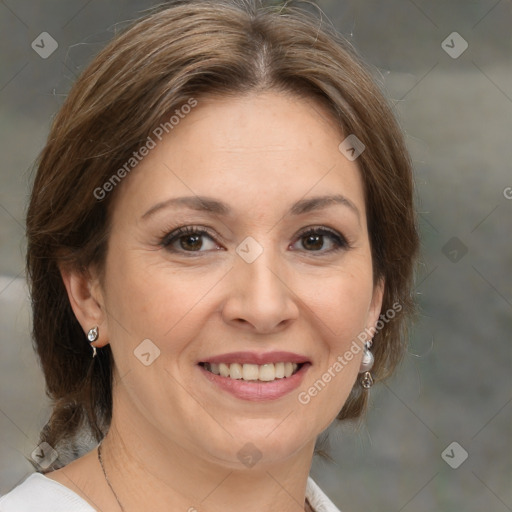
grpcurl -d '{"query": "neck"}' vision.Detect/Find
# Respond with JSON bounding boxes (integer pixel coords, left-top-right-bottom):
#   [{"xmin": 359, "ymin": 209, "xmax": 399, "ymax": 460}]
[{"xmin": 100, "ymin": 396, "xmax": 316, "ymax": 511}]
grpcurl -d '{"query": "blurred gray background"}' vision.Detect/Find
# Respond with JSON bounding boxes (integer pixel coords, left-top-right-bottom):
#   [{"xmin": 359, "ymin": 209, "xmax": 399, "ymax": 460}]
[{"xmin": 0, "ymin": 1, "xmax": 511, "ymax": 510}]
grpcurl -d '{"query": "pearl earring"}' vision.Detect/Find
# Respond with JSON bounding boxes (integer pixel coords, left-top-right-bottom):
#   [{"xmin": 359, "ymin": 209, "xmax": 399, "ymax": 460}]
[
  {"xmin": 87, "ymin": 326, "xmax": 99, "ymax": 358},
  {"xmin": 359, "ymin": 340, "xmax": 374, "ymax": 389}
]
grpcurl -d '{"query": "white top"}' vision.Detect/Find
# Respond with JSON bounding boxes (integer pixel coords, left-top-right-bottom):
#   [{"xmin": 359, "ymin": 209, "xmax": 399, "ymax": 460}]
[{"xmin": 0, "ymin": 473, "xmax": 341, "ymax": 512}]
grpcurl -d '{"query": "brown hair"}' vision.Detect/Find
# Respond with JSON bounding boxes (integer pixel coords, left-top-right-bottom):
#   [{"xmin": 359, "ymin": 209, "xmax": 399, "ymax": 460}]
[{"xmin": 26, "ymin": 0, "xmax": 419, "ymax": 470}]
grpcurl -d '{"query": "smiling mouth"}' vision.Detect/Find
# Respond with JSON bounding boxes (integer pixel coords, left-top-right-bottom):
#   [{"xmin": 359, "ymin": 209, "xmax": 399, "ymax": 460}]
[{"xmin": 199, "ymin": 361, "xmax": 304, "ymax": 382}]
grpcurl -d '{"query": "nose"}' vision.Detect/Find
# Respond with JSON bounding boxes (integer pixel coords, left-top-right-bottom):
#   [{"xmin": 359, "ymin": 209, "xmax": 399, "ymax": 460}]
[{"xmin": 221, "ymin": 248, "xmax": 299, "ymax": 334}]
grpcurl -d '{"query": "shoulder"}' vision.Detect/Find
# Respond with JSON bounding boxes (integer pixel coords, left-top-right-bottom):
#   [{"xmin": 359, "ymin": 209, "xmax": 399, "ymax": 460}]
[
  {"xmin": 1, "ymin": 473, "xmax": 339, "ymax": 512},
  {"xmin": 306, "ymin": 477, "xmax": 343, "ymax": 512},
  {"xmin": 0, "ymin": 473, "xmax": 96, "ymax": 512}
]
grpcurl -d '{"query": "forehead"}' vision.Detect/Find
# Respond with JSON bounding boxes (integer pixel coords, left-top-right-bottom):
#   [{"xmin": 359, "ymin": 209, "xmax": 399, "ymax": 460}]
[{"xmin": 112, "ymin": 91, "xmax": 367, "ymax": 222}]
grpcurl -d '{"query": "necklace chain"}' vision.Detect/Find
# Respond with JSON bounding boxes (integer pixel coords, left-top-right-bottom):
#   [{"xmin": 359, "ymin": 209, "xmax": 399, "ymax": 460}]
[
  {"xmin": 98, "ymin": 441, "xmax": 314, "ymax": 512},
  {"xmin": 97, "ymin": 442, "xmax": 126, "ymax": 512}
]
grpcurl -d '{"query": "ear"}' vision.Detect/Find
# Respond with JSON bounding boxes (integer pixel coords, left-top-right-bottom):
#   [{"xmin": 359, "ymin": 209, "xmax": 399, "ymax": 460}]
[
  {"xmin": 366, "ymin": 277, "xmax": 385, "ymax": 335},
  {"xmin": 59, "ymin": 264, "xmax": 109, "ymax": 348}
]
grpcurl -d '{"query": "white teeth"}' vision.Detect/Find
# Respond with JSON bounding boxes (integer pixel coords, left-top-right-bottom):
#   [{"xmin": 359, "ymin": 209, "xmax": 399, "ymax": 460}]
[
  {"xmin": 242, "ymin": 364, "xmax": 259, "ymax": 380},
  {"xmin": 259, "ymin": 363, "xmax": 275, "ymax": 381},
  {"xmin": 229, "ymin": 363, "xmax": 243, "ymax": 379},
  {"xmin": 203, "ymin": 362, "xmax": 302, "ymax": 381},
  {"xmin": 274, "ymin": 362, "xmax": 285, "ymax": 378},
  {"xmin": 219, "ymin": 363, "xmax": 229, "ymax": 377}
]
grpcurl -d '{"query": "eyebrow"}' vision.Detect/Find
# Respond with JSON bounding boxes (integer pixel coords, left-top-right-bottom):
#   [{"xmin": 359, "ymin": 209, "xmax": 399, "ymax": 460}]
[{"xmin": 141, "ymin": 194, "xmax": 360, "ymax": 222}]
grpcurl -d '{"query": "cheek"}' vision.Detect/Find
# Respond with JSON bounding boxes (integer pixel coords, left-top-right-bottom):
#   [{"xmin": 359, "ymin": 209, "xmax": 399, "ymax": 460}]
[
  {"xmin": 295, "ymin": 259, "xmax": 374, "ymax": 409},
  {"xmin": 102, "ymin": 248, "xmax": 224, "ymax": 348},
  {"xmin": 301, "ymin": 261, "xmax": 375, "ymax": 343}
]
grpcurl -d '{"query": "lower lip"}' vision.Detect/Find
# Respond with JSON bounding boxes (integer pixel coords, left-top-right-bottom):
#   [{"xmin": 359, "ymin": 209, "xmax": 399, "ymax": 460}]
[{"xmin": 198, "ymin": 363, "xmax": 311, "ymax": 402}]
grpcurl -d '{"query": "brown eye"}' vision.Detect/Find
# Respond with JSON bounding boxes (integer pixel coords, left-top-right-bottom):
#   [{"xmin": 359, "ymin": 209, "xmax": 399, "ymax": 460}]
[
  {"xmin": 302, "ymin": 233, "xmax": 324, "ymax": 251},
  {"xmin": 162, "ymin": 226, "xmax": 221, "ymax": 253},
  {"xmin": 292, "ymin": 228, "xmax": 349, "ymax": 253},
  {"xmin": 179, "ymin": 233, "xmax": 203, "ymax": 251}
]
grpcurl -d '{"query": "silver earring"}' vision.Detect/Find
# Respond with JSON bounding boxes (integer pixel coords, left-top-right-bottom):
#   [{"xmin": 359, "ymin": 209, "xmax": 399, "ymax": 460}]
[
  {"xmin": 359, "ymin": 340, "xmax": 374, "ymax": 389},
  {"xmin": 87, "ymin": 327, "xmax": 99, "ymax": 358}
]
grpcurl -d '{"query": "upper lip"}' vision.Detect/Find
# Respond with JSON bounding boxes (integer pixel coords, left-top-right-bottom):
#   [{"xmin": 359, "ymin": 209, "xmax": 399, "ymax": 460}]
[{"xmin": 199, "ymin": 351, "xmax": 310, "ymax": 365}]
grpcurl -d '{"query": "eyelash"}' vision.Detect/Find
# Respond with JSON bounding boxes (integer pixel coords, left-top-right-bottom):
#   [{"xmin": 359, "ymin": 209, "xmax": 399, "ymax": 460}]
[{"xmin": 160, "ymin": 225, "xmax": 350, "ymax": 255}]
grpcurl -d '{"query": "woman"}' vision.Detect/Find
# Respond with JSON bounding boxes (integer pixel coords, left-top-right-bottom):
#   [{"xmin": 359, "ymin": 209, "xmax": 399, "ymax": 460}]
[{"xmin": 0, "ymin": 0, "xmax": 419, "ymax": 510}]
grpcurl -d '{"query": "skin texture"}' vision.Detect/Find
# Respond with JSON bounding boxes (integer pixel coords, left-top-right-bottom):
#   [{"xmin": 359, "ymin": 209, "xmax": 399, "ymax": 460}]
[{"xmin": 50, "ymin": 91, "xmax": 384, "ymax": 512}]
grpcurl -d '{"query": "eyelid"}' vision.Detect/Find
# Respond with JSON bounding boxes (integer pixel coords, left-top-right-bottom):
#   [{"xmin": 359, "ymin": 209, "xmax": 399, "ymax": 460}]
[
  {"xmin": 160, "ymin": 225, "xmax": 223, "ymax": 252},
  {"xmin": 292, "ymin": 225, "xmax": 350, "ymax": 248}
]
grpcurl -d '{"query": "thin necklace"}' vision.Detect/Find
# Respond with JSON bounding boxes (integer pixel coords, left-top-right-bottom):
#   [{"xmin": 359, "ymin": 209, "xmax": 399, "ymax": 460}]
[
  {"xmin": 98, "ymin": 442, "xmax": 314, "ymax": 512},
  {"xmin": 97, "ymin": 442, "xmax": 125, "ymax": 512}
]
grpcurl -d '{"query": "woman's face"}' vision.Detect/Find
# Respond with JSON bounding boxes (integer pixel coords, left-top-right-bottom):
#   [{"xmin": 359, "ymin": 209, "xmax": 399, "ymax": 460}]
[{"xmin": 96, "ymin": 91, "xmax": 383, "ymax": 467}]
